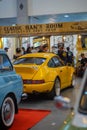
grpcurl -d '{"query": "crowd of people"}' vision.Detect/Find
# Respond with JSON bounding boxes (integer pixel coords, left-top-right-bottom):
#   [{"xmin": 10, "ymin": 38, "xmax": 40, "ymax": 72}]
[
  {"xmin": 12, "ymin": 43, "xmax": 49, "ymax": 60},
  {"xmin": 4, "ymin": 44, "xmax": 74, "ymax": 65},
  {"xmin": 12, "ymin": 44, "xmax": 74, "ymax": 66},
  {"xmin": 4, "ymin": 43, "xmax": 87, "ymax": 74},
  {"xmin": 57, "ymin": 45, "xmax": 87, "ymax": 76}
]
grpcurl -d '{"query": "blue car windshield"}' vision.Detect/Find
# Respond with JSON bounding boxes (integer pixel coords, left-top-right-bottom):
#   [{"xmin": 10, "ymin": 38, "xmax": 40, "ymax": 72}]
[{"xmin": 13, "ymin": 57, "xmax": 46, "ymax": 65}]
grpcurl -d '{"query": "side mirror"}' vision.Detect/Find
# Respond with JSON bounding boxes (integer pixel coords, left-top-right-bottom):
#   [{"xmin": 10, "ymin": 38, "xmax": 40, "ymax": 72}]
[{"xmin": 54, "ymin": 96, "xmax": 71, "ymax": 109}]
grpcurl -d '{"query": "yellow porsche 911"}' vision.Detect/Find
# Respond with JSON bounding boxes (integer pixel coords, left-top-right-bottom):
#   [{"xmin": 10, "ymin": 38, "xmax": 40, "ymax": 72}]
[{"xmin": 13, "ymin": 53, "xmax": 75, "ymax": 99}]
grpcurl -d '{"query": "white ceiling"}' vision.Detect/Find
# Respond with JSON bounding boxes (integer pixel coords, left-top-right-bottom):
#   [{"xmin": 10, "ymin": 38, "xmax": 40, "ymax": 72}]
[{"xmin": 0, "ymin": 0, "xmax": 87, "ymax": 26}]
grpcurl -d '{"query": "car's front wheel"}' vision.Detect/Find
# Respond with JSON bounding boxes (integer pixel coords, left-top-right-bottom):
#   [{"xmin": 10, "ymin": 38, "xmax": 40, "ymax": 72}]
[
  {"xmin": 47, "ymin": 78, "xmax": 61, "ymax": 99},
  {"xmin": 0, "ymin": 96, "xmax": 15, "ymax": 129},
  {"xmin": 54, "ymin": 78, "xmax": 61, "ymax": 96}
]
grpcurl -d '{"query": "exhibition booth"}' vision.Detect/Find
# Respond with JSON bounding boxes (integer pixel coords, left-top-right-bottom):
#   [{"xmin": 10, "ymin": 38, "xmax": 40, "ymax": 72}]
[{"xmin": 0, "ymin": 21, "xmax": 87, "ymax": 63}]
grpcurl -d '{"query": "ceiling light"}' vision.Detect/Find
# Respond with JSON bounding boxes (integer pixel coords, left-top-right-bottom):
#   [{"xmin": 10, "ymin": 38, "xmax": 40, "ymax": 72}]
[
  {"xmin": 64, "ymin": 15, "xmax": 69, "ymax": 18},
  {"xmin": 42, "ymin": 36, "xmax": 45, "ymax": 40}
]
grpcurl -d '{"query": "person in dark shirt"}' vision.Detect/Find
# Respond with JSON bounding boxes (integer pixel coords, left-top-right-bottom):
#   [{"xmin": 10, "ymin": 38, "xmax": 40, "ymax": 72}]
[
  {"xmin": 78, "ymin": 53, "xmax": 87, "ymax": 77},
  {"xmin": 22, "ymin": 47, "xmax": 26, "ymax": 54},
  {"xmin": 66, "ymin": 47, "xmax": 74, "ymax": 65},
  {"xmin": 57, "ymin": 46, "xmax": 67, "ymax": 65},
  {"xmin": 26, "ymin": 47, "xmax": 32, "ymax": 53},
  {"xmin": 13, "ymin": 48, "xmax": 22, "ymax": 59},
  {"xmin": 80, "ymin": 53, "xmax": 87, "ymax": 68}
]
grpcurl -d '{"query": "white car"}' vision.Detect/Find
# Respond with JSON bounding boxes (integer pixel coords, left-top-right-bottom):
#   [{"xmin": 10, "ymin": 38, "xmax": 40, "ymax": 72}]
[{"xmin": 54, "ymin": 69, "xmax": 87, "ymax": 130}]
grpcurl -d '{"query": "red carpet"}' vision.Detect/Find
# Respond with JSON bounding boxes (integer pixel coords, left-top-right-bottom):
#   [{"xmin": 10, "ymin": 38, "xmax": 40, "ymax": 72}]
[{"xmin": 10, "ymin": 109, "xmax": 51, "ymax": 130}]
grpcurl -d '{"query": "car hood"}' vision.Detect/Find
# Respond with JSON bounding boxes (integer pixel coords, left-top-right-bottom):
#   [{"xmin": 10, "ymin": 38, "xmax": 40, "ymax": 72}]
[{"xmin": 13, "ymin": 64, "xmax": 41, "ymax": 79}]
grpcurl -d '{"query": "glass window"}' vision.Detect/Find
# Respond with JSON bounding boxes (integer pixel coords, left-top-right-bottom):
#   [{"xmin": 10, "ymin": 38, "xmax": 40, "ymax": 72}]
[
  {"xmin": 48, "ymin": 56, "xmax": 63, "ymax": 68},
  {"xmin": 53, "ymin": 57, "xmax": 62, "ymax": 67},
  {"xmin": 0, "ymin": 54, "xmax": 13, "ymax": 72},
  {"xmin": 48, "ymin": 59, "xmax": 55, "ymax": 67},
  {"xmin": 13, "ymin": 57, "xmax": 46, "ymax": 65}
]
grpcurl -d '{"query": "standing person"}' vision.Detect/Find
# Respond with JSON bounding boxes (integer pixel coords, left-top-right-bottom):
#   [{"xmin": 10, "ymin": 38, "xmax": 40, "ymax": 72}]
[
  {"xmin": 13, "ymin": 47, "xmax": 22, "ymax": 60},
  {"xmin": 66, "ymin": 47, "xmax": 74, "ymax": 65},
  {"xmin": 4, "ymin": 47, "xmax": 10, "ymax": 58},
  {"xmin": 57, "ymin": 46, "xmax": 67, "ymax": 64},
  {"xmin": 4, "ymin": 47, "xmax": 9, "ymax": 53},
  {"xmin": 38, "ymin": 45, "xmax": 43, "ymax": 52},
  {"xmin": 26, "ymin": 46, "xmax": 32, "ymax": 53},
  {"xmin": 80, "ymin": 53, "xmax": 87, "ymax": 68},
  {"xmin": 42, "ymin": 43, "xmax": 49, "ymax": 52},
  {"xmin": 77, "ymin": 53, "xmax": 87, "ymax": 77},
  {"xmin": 38, "ymin": 44, "xmax": 48, "ymax": 52},
  {"xmin": 22, "ymin": 47, "xmax": 26, "ymax": 54}
]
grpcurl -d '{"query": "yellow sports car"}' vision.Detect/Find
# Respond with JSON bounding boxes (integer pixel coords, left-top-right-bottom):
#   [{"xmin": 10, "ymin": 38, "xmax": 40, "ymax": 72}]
[{"xmin": 13, "ymin": 53, "xmax": 75, "ymax": 99}]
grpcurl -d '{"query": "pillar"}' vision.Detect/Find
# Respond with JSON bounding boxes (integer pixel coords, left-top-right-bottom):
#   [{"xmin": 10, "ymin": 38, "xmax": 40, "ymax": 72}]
[
  {"xmin": 16, "ymin": 0, "xmax": 29, "ymax": 50},
  {"xmin": 17, "ymin": 0, "xmax": 29, "ymax": 24}
]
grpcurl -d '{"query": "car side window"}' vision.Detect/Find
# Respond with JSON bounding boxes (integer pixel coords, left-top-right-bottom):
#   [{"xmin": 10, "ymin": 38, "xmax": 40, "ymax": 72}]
[
  {"xmin": 0, "ymin": 54, "xmax": 13, "ymax": 71},
  {"xmin": 48, "ymin": 58, "xmax": 55, "ymax": 67},
  {"xmin": 48, "ymin": 56, "xmax": 63, "ymax": 68},
  {"xmin": 53, "ymin": 57, "xmax": 62, "ymax": 67}
]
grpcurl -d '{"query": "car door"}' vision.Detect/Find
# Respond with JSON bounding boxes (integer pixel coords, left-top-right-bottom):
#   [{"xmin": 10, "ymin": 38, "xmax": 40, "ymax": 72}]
[{"xmin": 52, "ymin": 56, "xmax": 68, "ymax": 88}]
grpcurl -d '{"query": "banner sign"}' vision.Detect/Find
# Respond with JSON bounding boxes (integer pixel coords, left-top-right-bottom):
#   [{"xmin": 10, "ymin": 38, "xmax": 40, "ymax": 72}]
[{"xmin": 0, "ymin": 21, "xmax": 87, "ymax": 36}]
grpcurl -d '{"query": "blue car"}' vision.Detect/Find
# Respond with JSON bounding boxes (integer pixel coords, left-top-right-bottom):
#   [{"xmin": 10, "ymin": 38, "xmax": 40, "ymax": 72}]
[{"xmin": 0, "ymin": 49, "xmax": 23, "ymax": 129}]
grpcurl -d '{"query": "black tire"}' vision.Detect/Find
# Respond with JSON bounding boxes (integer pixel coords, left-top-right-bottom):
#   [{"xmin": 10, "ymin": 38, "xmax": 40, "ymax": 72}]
[
  {"xmin": 0, "ymin": 96, "xmax": 15, "ymax": 129},
  {"xmin": 47, "ymin": 78, "xmax": 61, "ymax": 99}
]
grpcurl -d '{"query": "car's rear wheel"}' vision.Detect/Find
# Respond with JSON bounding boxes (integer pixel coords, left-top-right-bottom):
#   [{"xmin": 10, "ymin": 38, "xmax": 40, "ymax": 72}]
[
  {"xmin": 0, "ymin": 96, "xmax": 15, "ymax": 129},
  {"xmin": 47, "ymin": 78, "xmax": 61, "ymax": 99}
]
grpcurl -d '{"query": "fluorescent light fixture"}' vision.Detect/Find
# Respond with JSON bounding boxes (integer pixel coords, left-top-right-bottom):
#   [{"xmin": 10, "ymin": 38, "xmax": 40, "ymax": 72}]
[{"xmin": 64, "ymin": 15, "xmax": 69, "ymax": 18}]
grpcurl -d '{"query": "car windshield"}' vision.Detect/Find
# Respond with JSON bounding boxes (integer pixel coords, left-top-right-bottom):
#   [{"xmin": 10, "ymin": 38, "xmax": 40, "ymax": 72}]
[
  {"xmin": 13, "ymin": 57, "xmax": 46, "ymax": 65},
  {"xmin": 78, "ymin": 71, "xmax": 87, "ymax": 114}
]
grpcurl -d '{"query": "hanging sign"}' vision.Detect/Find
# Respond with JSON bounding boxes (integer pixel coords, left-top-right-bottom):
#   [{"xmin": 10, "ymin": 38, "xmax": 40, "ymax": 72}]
[{"xmin": 0, "ymin": 21, "xmax": 87, "ymax": 36}]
